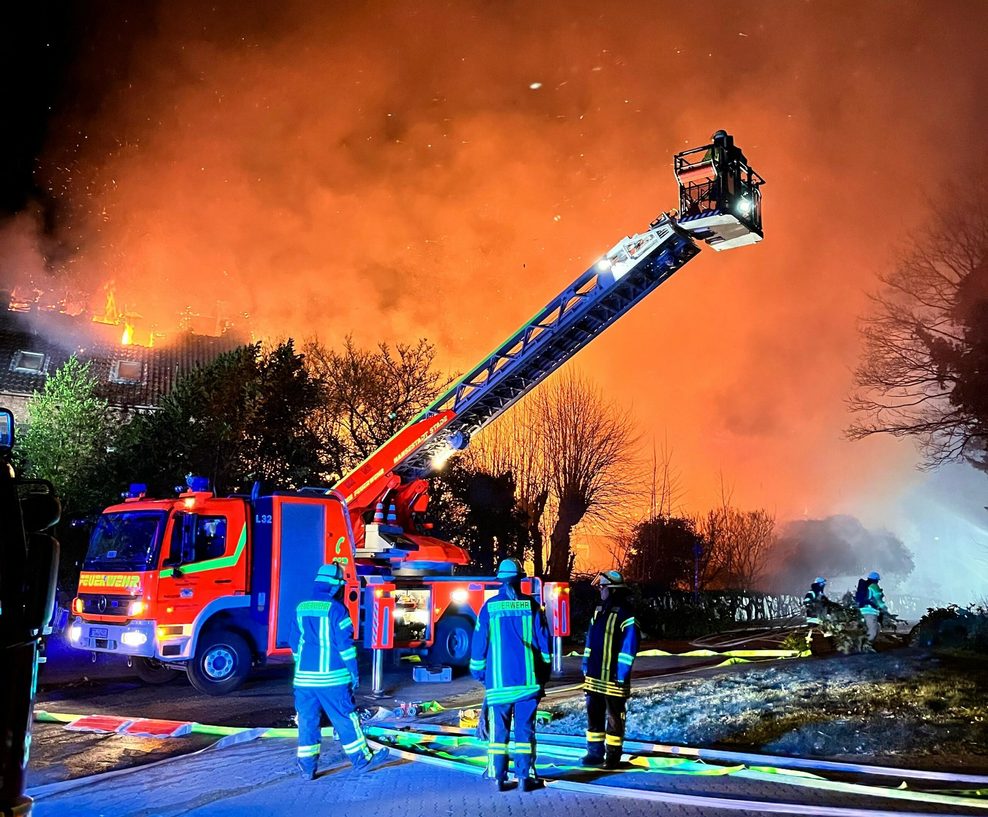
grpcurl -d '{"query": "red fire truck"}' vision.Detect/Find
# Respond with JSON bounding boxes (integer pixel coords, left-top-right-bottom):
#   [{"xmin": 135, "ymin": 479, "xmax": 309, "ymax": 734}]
[{"xmin": 68, "ymin": 132, "xmax": 763, "ymax": 694}]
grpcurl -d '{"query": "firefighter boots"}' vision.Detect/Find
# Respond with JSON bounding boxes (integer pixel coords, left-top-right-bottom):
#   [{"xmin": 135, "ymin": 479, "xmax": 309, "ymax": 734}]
[{"xmin": 351, "ymin": 747, "xmax": 391, "ymax": 775}]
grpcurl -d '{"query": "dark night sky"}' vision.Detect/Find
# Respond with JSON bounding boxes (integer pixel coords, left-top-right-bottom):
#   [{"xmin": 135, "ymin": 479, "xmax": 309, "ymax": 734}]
[{"xmin": 1, "ymin": 1, "xmax": 986, "ymax": 597}]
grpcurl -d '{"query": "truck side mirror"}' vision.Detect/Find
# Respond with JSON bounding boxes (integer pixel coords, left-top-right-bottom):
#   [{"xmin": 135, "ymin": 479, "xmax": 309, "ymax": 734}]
[
  {"xmin": 164, "ymin": 540, "xmax": 184, "ymax": 571},
  {"xmin": 0, "ymin": 408, "xmax": 13, "ymax": 455},
  {"xmin": 165, "ymin": 513, "xmax": 196, "ymax": 569},
  {"xmin": 26, "ymin": 532, "xmax": 59, "ymax": 637},
  {"xmin": 165, "ymin": 513, "xmax": 196, "ymax": 575}
]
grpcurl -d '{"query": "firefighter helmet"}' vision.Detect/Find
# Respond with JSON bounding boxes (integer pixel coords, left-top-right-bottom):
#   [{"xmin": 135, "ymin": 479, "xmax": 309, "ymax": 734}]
[
  {"xmin": 593, "ymin": 570, "xmax": 626, "ymax": 589},
  {"xmin": 867, "ymin": 571, "xmax": 880, "ymax": 581},
  {"xmin": 315, "ymin": 563, "xmax": 346, "ymax": 585},
  {"xmin": 814, "ymin": 576, "xmax": 827, "ymax": 586},
  {"xmin": 496, "ymin": 558, "xmax": 524, "ymax": 579}
]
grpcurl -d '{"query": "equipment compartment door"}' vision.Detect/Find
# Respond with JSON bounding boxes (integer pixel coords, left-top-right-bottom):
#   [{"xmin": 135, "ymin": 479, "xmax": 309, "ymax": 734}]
[{"xmin": 270, "ymin": 499, "xmax": 328, "ymax": 653}]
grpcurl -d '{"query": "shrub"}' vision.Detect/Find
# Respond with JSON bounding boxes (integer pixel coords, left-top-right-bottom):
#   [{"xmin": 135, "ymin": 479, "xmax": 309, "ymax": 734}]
[{"xmin": 914, "ymin": 604, "xmax": 988, "ymax": 653}]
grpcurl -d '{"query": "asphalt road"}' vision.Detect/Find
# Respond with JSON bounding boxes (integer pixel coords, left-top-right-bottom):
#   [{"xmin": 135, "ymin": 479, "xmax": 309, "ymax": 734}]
[{"xmin": 29, "ymin": 634, "xmax": 724, "ymax": 789}]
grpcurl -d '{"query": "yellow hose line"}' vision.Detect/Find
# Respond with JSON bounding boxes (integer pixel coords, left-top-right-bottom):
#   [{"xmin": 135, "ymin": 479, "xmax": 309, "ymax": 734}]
[
  {"xmin": 368, "ymin": 734, "xmax": 980, "ymax": 817},
  {"xmin": 37, "ymin": 709, "xmax": 988, "ymax": 810},
  {"xmin": 567, "ymin": 647, "xmax": 809, "ymax": 660}
]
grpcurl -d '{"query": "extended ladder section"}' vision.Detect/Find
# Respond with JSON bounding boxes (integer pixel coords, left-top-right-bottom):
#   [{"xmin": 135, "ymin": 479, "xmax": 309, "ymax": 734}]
[
  {"xmin": 394, "ymin": 218, "xmax": 699, "ymax": 479},
  {"xmin": 336, "ymin": 130, "xmax": 764, "ymax": 498}
]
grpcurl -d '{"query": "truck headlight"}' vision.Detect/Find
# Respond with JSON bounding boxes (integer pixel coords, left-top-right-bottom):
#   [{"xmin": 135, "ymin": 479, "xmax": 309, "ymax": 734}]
[
  {"xmin": 128, "ymin": 600, "xmax": 145, "ymax": 616},
  {"xmin": 121, "ymin": 631, "xmax": 148, "ymax": 647},
  {"xmin": 69, "ymin": 625, "xmax": 82, "ymax": 642}
]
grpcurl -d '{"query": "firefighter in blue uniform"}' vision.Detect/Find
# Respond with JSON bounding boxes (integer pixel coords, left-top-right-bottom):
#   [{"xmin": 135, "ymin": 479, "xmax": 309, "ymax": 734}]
[
  {"xmin": 582, "ymin": 570, "xmax": 640, "ymax": 769},
  {"xmin": 857, "ymin": 570, "xmax": 889, "ymax": 648},
  {"xmin": 291, "ymin": 563, "xmax": 389, "ymax": 779},
  {"xmin": 804, "ymin": 576, "xmax": 834, "ymax": 626},
  {"xmin": 470, "ymin": 558, "xmax": 552, "ymax": 792}
]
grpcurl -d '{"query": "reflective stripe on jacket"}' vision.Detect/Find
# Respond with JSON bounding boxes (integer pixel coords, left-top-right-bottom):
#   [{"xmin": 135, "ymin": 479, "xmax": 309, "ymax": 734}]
[
  {"xmin": 469, "ymin": 588, "xmax": 551, "ymax": 706},
  {"xmin": 291, "ymin": 597, "xmax": 358, "ymax": 688},
  {"xmin": 804, "ymin": 589, "xmax": 824, "ymax": 623},
  {"xmin": 860, "ymin": 584, "xmax": 887, "ymax": 617},
  {"xmin": 582, "ymin": 601, "xmax": 640, "ymax": 698}
]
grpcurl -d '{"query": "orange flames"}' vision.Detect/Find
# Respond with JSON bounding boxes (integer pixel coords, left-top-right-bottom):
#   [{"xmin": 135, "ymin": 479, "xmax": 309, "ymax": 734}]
[
  {"xmin": 92, "ymin": 283, "xmax": 120, "ymax": 326},
  {"xmin": 91, "ymin": 284, "xmax": 145, "ymax": 346}
]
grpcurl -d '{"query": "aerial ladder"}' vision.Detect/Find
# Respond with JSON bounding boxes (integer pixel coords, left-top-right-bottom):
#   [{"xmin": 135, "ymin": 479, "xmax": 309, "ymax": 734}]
[
  {"xmin": 67, "ymin": 130, "xmax": 763, "ymax": 696},
  {"xmin": 328, "ymin": 129, "xmax": 764, "ymax": 685},
  {"xmin": 334, "ymin": 128, "xmax": 764, "ymax": 556}
]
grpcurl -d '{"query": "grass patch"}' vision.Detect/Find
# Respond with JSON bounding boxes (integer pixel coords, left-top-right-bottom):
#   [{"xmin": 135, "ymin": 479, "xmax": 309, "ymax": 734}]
[{"xmin": 541, "ymin": 650, "xmax": 988, "ymax": 768}]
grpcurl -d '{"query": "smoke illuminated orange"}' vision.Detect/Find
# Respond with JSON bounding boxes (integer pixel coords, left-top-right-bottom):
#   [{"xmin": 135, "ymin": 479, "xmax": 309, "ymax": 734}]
[{"xmin": 1, "ymin": 2, "xmax": 986, "ymax": 598}]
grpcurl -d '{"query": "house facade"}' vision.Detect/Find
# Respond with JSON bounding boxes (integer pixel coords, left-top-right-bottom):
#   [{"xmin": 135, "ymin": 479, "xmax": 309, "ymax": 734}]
[{"xmin": 0, "ymin": 296, "xmax": 242, "ymax": 422}]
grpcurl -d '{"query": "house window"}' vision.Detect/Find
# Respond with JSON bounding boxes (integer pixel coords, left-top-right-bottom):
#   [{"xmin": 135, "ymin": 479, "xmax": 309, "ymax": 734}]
[
  {"xmin": 111, "ymin": 359, "xmax": 145, "ymax": 384},
  {"xmin": 11, "ymin": 350, "xmax": 46, "ymax": 374}
]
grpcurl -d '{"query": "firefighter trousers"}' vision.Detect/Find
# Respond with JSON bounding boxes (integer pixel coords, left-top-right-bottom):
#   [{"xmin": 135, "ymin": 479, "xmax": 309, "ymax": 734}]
[
  {"xmin": 585, "ymin": 691, "xmax": 627, "ymax": 760},
  {"xmin": 295, "ymin": 686, "xmax": 372, "ymax": 772},
  {"xmin": 487, "ymin": 697, "xmax": 539, "ymax": 781}
]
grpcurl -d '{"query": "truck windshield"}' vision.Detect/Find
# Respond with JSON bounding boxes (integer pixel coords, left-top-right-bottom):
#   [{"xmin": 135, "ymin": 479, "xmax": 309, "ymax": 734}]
[{"xmin": 85, "ymin": 511, "xmax": 167, "ymax": 572}]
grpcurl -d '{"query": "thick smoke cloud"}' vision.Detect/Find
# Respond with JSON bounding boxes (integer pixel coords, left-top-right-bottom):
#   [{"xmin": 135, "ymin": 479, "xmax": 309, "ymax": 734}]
[
  {"xmin": 772, "ymin": 515, "xmax": 915, "ymax": 594},
  {"xmin": 2, "ymin": 0, "xmax": 987, "ymax": 534}
]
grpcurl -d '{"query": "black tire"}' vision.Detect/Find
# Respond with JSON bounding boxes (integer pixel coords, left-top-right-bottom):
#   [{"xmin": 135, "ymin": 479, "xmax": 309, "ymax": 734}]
[
  {"xmin": 187, "ymin": 629, "xmax": 252, "ymax": 695},
  {"xmin": 134, "ymin": 657, "xmax": 178, "ymax": 685},
  {"xmin": 429, "ymin": 615, "xmax": 473, "ymax": 668}
]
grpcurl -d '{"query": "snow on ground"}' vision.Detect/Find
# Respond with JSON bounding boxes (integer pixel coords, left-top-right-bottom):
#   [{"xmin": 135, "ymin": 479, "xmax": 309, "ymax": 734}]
[{"xmin": 542, "ymin": 649, "xmax": 988, "ymax": 769}]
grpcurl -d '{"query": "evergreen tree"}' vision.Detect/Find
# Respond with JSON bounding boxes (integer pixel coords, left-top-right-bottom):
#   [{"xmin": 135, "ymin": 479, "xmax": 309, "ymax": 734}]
[
  {"xmin": 117, "ymin": 340, "xmax": 325, "ymax": 494},
  {"xmin": 18, "ymin": 356, "xmax": 118, "ymax": 515}
]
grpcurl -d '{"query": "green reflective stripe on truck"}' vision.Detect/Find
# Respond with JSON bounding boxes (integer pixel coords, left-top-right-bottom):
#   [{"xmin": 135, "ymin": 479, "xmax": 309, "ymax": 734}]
[{"xmin": 159, "ymin": 523, "xmax": 247, "ymax": 578}]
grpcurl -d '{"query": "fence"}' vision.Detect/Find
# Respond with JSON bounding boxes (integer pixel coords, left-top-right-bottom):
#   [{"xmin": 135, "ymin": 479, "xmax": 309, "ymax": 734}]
[{"xmin": 568, "ymin": 582, "xmax": 803, "ymax": 639}]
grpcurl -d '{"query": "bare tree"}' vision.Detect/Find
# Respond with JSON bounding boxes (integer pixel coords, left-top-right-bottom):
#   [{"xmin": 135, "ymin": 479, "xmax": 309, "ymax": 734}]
[
  {"xmin": 467, "ymin": 407, "xmax": 552, "ymax": 575},
  {"xmin": 699, "ymin": 505, "xmax": 777, "ymax": 590},
  {"xmin": 693, "ymin": 474, "xmax": 776, "ymax": 590},
  {"xmin": 649, "ymin": 435, "xmax": 685, "ymax": 519},
  {"xmin": 535, "ymin": 369, "xmax": 640, "ymax": 581},
  {"xmin": 848, "ymin": 186, "xmax": 988, "ymax": 470},
  {"xmin": 304, "ymin": 336, "xmax": 454, "ymax": 479},
  {"xmin": 605, "ymin": 439, "xmax": 688, "ymax": 584}
]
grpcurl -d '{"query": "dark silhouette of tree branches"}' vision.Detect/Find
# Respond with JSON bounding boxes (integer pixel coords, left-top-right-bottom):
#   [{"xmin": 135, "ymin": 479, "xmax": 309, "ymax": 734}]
[
  {"xmin": 537, "ymin": 370, "xmax": 639, "ymax": 581},
  {"xmin": 466, "ymin": 408, "xmax": 551, "ymax": 575},
  {"xmin": 849, "ymin": 185, "xmax": 988, "ymax": 471},
  {"xmin": 304, "ymin": 336, "xmax": 454, "ymax": 479}
]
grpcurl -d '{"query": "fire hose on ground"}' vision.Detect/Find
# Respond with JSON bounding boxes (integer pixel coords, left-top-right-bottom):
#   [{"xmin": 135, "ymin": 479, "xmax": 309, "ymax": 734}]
[{"xmin": 32, "ymin": 710, "xmax": 988, "ymax": 815}]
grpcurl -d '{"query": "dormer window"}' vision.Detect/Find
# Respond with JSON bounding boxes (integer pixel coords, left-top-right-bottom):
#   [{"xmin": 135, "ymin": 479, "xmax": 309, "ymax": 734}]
[
  {"xmin": 11, "ymin": 350, "xmax": 46, "ymax": 374},
  {"xmin": 111, "ymin": 359, "xmax": 145, "ymax": 384}
]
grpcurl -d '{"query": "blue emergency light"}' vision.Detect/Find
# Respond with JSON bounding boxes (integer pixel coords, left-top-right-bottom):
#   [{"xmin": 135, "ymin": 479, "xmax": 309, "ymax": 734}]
[
  {"xmin": 186, "ymin": 475, "xmax": 211, "ymax": 492},
  {"xmin": 124, "ymin": 483, "xmax": 148, "ymax": 499}
]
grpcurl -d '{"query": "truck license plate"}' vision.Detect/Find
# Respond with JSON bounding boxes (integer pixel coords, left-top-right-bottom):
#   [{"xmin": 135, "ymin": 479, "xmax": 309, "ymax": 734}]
[{"xmin": 90, "ymin": 627, "xmax": 108, "ymax": 639}]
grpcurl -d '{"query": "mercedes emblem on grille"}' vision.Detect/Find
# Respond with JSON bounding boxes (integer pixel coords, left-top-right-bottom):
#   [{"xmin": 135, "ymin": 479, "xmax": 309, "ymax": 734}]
[{"xmin": 97, "ymin": 596, "xmax": 108, "ymax": 613}]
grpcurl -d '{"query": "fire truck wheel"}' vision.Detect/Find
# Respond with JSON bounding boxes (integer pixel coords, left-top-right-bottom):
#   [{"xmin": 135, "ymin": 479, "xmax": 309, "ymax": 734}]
[
  {"xmin": 429, "ymin": 615, "xmax": 473, "ymax": 668},
  {"xmin": 187, "ymin": 630, "xmax": 252, "ymax": 695},
  {"xmin": 133, "ymin": 657, "xmax": 177, "ymax": 685}
]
